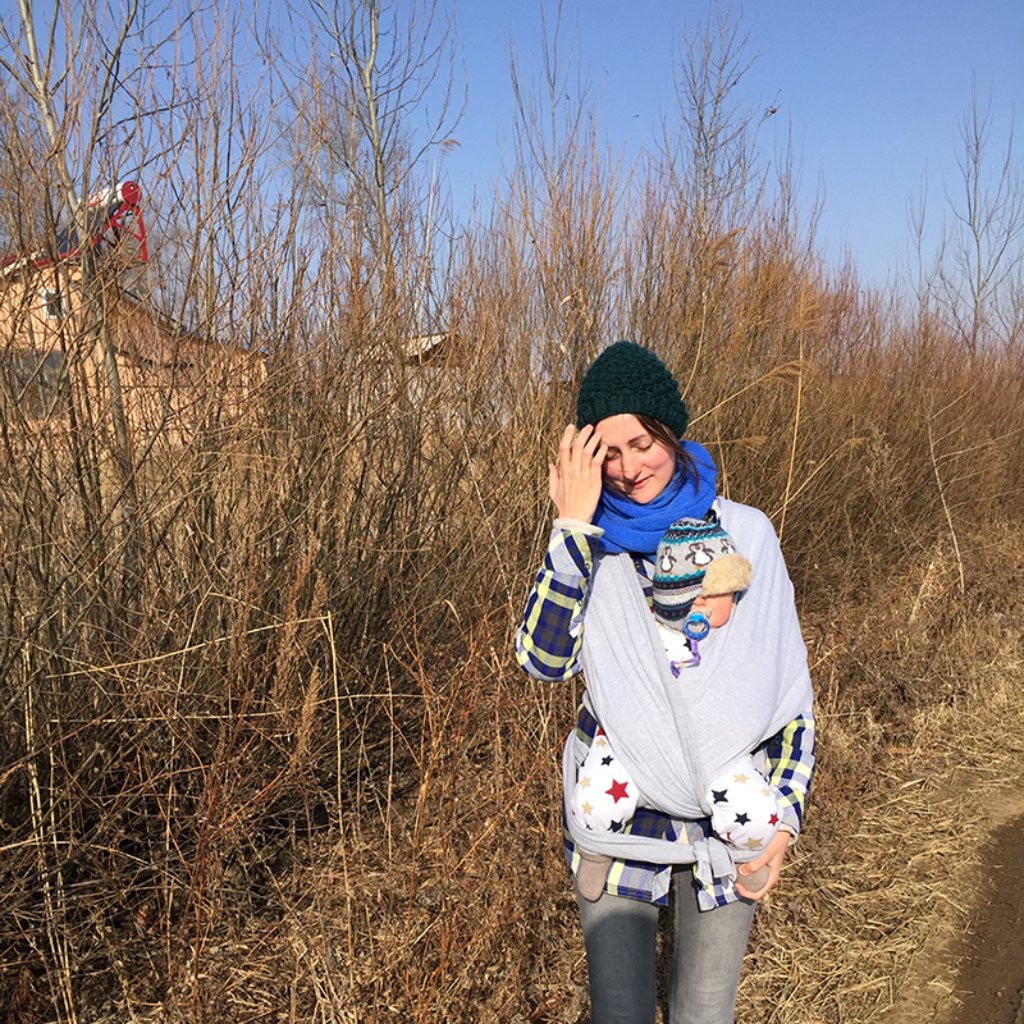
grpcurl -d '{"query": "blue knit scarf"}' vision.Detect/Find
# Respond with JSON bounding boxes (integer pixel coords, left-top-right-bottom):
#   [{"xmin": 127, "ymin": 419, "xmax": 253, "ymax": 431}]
[{"xmin": 593, "ymin": 441, "xmax": 717, "ymax": 556}]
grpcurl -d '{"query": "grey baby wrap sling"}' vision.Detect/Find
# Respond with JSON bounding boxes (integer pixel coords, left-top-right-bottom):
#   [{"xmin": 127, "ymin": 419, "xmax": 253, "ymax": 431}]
[{"xmin": 562, "ymin": 498, "xmax": 813, "ymax": 886}]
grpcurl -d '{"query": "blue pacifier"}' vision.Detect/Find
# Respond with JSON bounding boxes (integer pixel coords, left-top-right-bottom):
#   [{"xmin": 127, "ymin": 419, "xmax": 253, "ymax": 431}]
[
  {"xmin": 678, "ymin": 609, "xmax": 711, "ymax": 668},
  {"xmin": 683, "ymin": 610, "xmax": 711, "ymax": 641}
]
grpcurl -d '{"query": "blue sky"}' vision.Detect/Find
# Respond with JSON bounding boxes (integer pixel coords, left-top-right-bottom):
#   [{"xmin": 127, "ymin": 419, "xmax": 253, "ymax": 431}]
[{"xmin": 441, "ymin": 0, "xmax": 1022, "ymax": 289}]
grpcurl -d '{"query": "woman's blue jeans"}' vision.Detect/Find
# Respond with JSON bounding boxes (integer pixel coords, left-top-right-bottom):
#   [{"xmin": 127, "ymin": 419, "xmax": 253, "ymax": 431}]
[{"xmin": 575, "ymin": 870, "xmax": 756, "ymax": 1024}]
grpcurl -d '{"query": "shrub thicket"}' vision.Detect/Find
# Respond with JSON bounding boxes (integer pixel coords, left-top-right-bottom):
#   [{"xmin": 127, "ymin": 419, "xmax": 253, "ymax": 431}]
[{"xmin": 0, "ymin": 5, "xmax": 1021, "ymax": 1022}]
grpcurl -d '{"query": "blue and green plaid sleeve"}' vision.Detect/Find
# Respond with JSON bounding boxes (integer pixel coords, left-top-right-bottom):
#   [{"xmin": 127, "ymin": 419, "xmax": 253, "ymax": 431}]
[
  {"xmin": 515, "ymin": 525, "xmax": 600, "ymax": 680},
  {"xmin": 764, "ymin": 711, "xmax": 816, "ymax": 834}
]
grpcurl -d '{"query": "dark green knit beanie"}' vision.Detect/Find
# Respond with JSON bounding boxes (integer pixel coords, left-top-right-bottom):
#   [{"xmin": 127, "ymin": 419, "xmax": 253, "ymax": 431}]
[{"xmin": 576, "ymin": 340, "xmax": 689, "ymax": 438}]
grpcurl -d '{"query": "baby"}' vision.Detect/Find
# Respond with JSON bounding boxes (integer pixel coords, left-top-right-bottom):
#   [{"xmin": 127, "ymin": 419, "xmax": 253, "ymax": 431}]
[{"xmin": 571, "ymin": 517, "xmax": 784, "ymax": 901}]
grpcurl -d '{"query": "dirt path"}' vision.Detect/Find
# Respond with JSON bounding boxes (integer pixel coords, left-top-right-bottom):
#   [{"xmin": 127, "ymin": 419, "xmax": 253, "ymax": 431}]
[
  {"xmin": 948, "ymin": 812, "xmax": 1024, "ymax": 1024},
  {"xmin": 881, "ymin": 795, "xmax": 1024, "ymax": 1024}
]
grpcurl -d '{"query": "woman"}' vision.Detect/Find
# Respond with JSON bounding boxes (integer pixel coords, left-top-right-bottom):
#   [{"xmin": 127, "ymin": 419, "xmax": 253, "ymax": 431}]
[{"xmin": 515, "ymin": 341, "xmax": 815, "ymax": 1024}]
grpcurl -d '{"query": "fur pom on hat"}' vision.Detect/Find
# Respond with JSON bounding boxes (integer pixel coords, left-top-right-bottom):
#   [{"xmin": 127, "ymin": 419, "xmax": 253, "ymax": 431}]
[
  {"xmin": 702, "ymin": 552, "xmax": 752, "ymax": 596},
  {"xmin": 653, "ymin": 517, "xmax": 752, "ymax": 627}
]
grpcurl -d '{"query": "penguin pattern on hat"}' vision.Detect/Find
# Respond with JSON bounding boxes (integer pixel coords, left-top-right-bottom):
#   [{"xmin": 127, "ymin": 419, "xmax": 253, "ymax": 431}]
[{"xmin": 653, "ymin": 517, "xmax": 750, "ymax": 627}]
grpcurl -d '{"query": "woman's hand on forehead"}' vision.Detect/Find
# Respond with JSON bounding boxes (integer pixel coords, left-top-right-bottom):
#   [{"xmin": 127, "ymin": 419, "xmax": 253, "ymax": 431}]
[{"xmin": 548, "ymin": 424, "xmax": 608, "ymax": 523}]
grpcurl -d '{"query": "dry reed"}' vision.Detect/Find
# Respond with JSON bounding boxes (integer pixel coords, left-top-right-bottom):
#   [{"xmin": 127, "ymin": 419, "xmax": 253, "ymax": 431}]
[{"xmin": 1, "ymin": 5, "xmax": 1023, "ymax": 1022}]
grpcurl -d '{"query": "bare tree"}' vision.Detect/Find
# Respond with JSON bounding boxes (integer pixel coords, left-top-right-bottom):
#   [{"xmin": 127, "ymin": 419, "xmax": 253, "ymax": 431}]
[
  {"xmin": 668, "ymin": 13, "xmax": 762, "ymax": 274},
  {"xmin": 0, "ymin": 0, "xmax": 176, "ymax": 597},
  {"xmin": 934, "ymin": 83, "xmax": 1023, "ymax": 356},
  {"xmin": 278, "ymin": 0, "xmax": 459, "ymax": 315},
  {"xmin": 630, "ymin": 11, "xmax": 772, "ymax": 384},
  {"xmin": 505, "ymin": 0, "xmax": 622, "ymax": 383}
]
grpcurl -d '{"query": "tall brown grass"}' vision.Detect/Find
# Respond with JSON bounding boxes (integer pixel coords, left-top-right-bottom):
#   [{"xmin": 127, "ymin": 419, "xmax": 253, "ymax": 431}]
[{"xmin": 1, "ymin": 5, "xmax": 1022, "ymax": 1022}]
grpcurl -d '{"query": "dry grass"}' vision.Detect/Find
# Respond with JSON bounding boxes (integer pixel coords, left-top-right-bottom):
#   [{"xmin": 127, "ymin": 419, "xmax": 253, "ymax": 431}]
[
  {"xmin": 4, "ymin": 377, "xmax": 1022, "ymax": 1022},
  {"xmin": 739, "ymin": 520, "xmax": 1024, "ymax": 1023}
]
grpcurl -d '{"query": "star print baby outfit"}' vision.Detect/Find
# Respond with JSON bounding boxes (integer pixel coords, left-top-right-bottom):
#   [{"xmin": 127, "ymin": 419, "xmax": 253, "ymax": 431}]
[{"xmin": 570, "ymin": 731, "xmax": 782, "ymax": 861}]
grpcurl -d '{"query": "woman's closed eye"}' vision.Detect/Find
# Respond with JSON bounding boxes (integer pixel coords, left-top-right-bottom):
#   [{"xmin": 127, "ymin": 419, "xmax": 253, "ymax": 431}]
[{"xmin": 606, "ymin": 443, "xmax": 652, "ymax": 460}]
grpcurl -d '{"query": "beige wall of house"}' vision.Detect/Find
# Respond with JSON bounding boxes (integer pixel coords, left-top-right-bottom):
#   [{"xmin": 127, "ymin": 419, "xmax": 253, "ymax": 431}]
[{"xmin": 1, "ymin": 263, "xmax": 264, "ymax": 448}]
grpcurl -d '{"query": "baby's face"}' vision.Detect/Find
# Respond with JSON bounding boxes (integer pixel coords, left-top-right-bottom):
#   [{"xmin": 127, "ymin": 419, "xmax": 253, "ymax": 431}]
[{"xmin": 690, "ymin": 592, "xmax": 736, "ymax": 629}]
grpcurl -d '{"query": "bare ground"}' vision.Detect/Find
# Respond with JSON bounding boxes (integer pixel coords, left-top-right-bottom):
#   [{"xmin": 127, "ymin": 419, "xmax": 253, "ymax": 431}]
[
  {"xmin": 868, "ymin": 709, "xmax": 1024, "ymax": 1024},
  {"xmin": 878, "ymin": 794, "xmax": 1024, "ymax": 1024},
  {"xmin": 951, "ymin": 809, "xmax": 1024, "ymax": 1024}
]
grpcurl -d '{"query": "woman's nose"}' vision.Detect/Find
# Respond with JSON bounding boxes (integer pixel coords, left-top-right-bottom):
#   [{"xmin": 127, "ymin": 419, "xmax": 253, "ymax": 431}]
[{"xmin": 619, "ymin": 450, "xmax": 639, "ymax": 477}]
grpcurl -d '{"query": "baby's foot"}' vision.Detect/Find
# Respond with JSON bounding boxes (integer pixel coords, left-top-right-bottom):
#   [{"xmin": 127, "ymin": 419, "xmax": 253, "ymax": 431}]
[{"xmin": 576, "ymin": 850, "xmax": 612, "ymax": 902}]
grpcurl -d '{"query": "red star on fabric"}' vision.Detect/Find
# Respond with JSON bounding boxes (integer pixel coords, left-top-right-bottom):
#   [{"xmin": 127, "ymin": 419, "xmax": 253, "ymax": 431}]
[
  {"xmin": 606, "ymin": 779, "xmax": 630, "ymax": 803},
  {"xmin": 769, "ymin": 812, "xmax": 779, "ymax": 826}
]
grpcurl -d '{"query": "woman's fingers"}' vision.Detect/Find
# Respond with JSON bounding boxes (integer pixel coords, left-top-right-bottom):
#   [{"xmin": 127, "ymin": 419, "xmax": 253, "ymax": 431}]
[
  {"xmin": 558, "ymin": 423, "xmax": 577, "ymax": 454},
  {"xmin": 573, "ymin": 423, "xmax": 594, "ymax": 449},
  {"xmin": 735, "ymin": 867, "xmax": 776, "ymax": 901},
  {"xmin": 548, "ymin": 463, "xmax": 559, "ymax": 505},
  {"xmin": 550, "ymin": 424, "xmax": 605, "ymax": 521},
  {"xmin": 562, "ymin": 424, "xmax": 605, "ymax": 466}
]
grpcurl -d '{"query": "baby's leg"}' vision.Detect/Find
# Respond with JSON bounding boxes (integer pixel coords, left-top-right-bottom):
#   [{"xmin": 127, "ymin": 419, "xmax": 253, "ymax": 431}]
[
  {"xmin": 571, "ymin": 728, "xmax": 639, "ymax": 832},
  {"xmin": 706, "ymin": 757, "xmax": 782, "ymax": 892},
  {"xmin": 570, "ymin": 729, "xmax": 639, "ymax": 901}
]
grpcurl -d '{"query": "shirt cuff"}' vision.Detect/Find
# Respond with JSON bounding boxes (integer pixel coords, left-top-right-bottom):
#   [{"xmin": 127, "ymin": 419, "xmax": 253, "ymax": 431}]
[{"xmin": 553, "ymin": 518, "xmax": 605, "ymax": 537}]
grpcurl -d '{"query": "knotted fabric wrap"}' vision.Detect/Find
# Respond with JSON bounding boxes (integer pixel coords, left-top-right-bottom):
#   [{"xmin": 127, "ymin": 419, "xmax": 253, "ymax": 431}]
[
  {"xmin": 592, "ymin": 441, "xmax": 717, "ymax": 557},
  {"xmin": 562, "ymin": 498, "xmax": 813, "ymax": 888}
]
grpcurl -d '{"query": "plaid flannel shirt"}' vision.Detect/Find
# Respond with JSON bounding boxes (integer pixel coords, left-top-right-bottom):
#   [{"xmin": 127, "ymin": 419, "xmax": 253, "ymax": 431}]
[{"xmin": 515, "ymin": 523, "xmax": 816, "ymax": 909}]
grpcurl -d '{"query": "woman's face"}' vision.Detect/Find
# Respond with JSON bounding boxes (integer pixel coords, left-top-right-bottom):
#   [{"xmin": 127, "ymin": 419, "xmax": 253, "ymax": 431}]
[{"xmin": 595, "ymin": 413, "xmax": 677, "ymax": 504}]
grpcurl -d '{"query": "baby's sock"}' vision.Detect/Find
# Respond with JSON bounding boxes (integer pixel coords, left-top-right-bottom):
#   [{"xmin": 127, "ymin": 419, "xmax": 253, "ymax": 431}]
[{"xmin": 576, "ymin": 850, "xmax": 612, "ymax": 902}]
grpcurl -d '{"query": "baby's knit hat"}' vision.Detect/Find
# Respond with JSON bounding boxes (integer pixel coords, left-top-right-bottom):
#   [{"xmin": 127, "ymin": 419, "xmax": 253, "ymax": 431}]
[
  {"xmin": 653, "ymin": 517, "xmax": 752, "ymax": 627},
  {"xmin": 576, "ymin": 340, "xmax": 689, "ymax": 438}
]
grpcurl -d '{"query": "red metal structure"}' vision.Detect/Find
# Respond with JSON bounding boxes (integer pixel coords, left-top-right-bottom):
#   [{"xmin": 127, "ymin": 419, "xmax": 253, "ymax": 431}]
[{"xmin": 1, "ymin": 179, "xmax": 148, "ymax": 273}]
